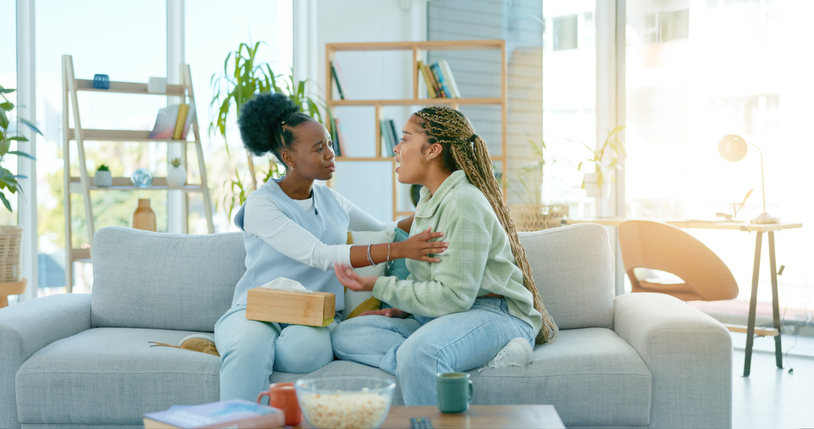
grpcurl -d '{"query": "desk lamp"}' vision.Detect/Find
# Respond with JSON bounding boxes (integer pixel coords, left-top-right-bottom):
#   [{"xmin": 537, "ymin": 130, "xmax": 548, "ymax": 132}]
[{"xmin": 718, "ymin": 134, "xmax": 779, "ymax": 224}]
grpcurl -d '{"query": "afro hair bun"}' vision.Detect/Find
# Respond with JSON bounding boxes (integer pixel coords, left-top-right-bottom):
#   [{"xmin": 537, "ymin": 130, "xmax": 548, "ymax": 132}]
[{"xmin": 237, "ymin": 92, "xmax": 301, "ymax": 157}]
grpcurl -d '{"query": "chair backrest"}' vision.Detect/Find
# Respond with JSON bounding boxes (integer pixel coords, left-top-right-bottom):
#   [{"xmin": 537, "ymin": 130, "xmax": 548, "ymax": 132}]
[{"xmin": 618, "ymin": 220, "xmax": 738, "ymax": 301}]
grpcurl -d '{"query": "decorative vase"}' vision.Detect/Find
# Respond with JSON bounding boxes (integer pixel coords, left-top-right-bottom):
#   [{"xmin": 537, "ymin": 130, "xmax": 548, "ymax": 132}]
[
  {"xmin": 132, "ymin": 199, "xmax": 157, "ymax": 232},
  {"xmin": 583, "ymin": 172, "xmax": 611, "ymax": 199},
  {"xmin": 166, "ymin": 165, "xmax": 187, "ymax": 188},
  {"xmin": 94, "ymin": 170, "xmax": 112, "ymax": 187}
]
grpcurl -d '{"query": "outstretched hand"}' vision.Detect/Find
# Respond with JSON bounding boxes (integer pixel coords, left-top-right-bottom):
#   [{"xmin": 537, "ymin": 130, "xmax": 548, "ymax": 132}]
[
  {"xmin": 359, "ymin": 308, "xmax": 408, "ymax": 318},
  {"xmin": 399, "ymin": 228, "xmax": 448, "ymax": 263},
  {"xmin": 334, "ymin": 263, "xmax": 376, "ymax": 292}
]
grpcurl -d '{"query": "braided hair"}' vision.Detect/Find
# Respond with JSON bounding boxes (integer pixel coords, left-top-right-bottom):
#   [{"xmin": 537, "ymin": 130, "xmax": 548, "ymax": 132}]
[
  {"xmin": 237, "ymin": 92, "xmax": 313, "ymax": 167},
  {"xmin": 413, "ymin": 106, "xmax": 558, "ymax": 344}
]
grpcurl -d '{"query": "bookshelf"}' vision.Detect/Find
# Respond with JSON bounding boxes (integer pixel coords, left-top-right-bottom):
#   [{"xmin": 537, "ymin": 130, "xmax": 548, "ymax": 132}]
[
  {"xmin": 324, "ymin": 40, "xmax": 508, "ymax": 219},
  {"xmin": 62, "ymin": 54, "xmax": 214, "ymax": 292}
]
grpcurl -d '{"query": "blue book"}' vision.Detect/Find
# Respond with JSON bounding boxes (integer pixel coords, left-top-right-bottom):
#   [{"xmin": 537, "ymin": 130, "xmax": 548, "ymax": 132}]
[{"xmin": 143, "ymin": 399, "xmax": 285, "ymax": 428}]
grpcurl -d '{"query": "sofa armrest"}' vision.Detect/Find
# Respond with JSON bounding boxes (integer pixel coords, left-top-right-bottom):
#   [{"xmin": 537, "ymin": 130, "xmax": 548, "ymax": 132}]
[
  {"xmin": 0, "ymin": 294, "xmax": 91, "ymax": 429},
  {"xmin": 614, "ymin": 293, "xmax": 732, "ymax": 429}
]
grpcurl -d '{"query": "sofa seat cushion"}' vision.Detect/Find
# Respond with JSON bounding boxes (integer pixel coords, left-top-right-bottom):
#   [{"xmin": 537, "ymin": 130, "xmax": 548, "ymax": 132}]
[
  {"xmin": 16, "ymin": 328, "xmax": 220, "ymax": 426},
  {"xmin": 469, "ymin": 328, "xmax": 652, "ymax": 428}
]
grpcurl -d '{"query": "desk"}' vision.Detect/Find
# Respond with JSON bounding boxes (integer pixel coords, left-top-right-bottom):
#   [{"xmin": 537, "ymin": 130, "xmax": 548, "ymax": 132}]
[{"xmin": 564, "ymin": 218, "xmax": 802, "ymax": 376}]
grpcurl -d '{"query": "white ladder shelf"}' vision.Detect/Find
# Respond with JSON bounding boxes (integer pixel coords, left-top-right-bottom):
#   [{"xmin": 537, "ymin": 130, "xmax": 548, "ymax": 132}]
[{"xmin": 62, "ymin": 54, "xmax": 214, "ymax": 292}]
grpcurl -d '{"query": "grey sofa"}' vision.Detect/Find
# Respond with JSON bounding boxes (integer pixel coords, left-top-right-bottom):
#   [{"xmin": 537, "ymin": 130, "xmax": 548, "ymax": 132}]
[{"xmin": 0, "ymin": 224, "xmax": 732, "ymax": 429}]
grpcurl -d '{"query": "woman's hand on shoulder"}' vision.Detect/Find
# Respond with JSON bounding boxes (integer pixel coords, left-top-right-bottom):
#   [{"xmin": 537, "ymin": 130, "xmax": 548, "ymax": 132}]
[
  {"xmin": 334, "ymin": 263, "xmax": 376, "ymax": 292},
  {"xmin": 358, "ymin": 308, "xmax": 408, "ymax": 318},
  {"xmin": 394, "ymin": 228, "xmax": 448, "ymax": 263}
]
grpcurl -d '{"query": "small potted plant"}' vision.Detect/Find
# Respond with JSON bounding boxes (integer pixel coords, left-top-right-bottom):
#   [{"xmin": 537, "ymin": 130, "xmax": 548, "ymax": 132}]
[
  {"xmin": 578, "ymin": 125, "xmax": 626, "ymax": 198},
  {"xmin": 94, "ymin": 164, "xmax": 112, "ymax": 187},
  {"xmin": 166, "ymin": 157, "xmax": 186, "ymax": 188}
]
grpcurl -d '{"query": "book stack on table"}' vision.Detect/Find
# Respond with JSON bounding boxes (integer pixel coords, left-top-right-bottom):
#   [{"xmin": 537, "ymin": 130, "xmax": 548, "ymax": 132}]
[{"xmin": 144, "ymin": 399, "xmax": 285, "ymax": 428}]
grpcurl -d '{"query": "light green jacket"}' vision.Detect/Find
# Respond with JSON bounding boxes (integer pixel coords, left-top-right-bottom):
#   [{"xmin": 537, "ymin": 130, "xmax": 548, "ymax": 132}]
[{"xmin": 372, "ymin": 170, "xmax": 543, "ymax": 336}]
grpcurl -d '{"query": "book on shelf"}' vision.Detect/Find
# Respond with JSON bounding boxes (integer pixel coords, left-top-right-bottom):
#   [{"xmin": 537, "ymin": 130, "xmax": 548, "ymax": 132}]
[
  {"xmin": 330, "ymin": 60, "xmax": 347, "ymax": 100},
  {"xmin": 381, "ymin": 119, "xmax": 393, "ymax": 156},
  {"xmin": 150, "ymin": 103, "xmax": 193, "ymax": 140},
  {"xmin": 437, "ymin": 60, "xmax": 461, "ymax": 98},
  {"xmin": 178, "ymin": 103, "xmax": 196, "ymax": 140},
  {"xmin": 335, "ymin": 117, "xmax": 348, "ymax": 157},
  {"xmin": 417, "ymin": 60, "xmax": 437, "ymax": 98},
  {"xmin": 387, "ymin": 119, "xmax": 399, "ymax": 156},
  {"xmin": 329, "ymin": 117, "xmax": 341, "ymax": 156},
  {"xmin": 143, "ymin": 399, "xmax": 285, "ymax": 429},
  {"xmin": 429, "ymin": 63, "xmax": 452, "ymax": 98}
]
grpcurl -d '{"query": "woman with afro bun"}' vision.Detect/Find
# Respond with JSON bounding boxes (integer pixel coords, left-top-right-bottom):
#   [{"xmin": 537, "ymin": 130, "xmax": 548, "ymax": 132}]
[{"xmin": 214, "ymin": 92, "xmax": 449, "ymax": 402}]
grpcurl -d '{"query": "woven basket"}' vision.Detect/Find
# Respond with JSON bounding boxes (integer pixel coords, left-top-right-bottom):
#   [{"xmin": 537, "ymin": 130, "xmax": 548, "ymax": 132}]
[
  {"xmin": 0, "ymin": 226, "xmax": 23, "ymax": 283},
  {"xmin": 510, "ymin": 204, "xmax": 569, "ymax": 232}
]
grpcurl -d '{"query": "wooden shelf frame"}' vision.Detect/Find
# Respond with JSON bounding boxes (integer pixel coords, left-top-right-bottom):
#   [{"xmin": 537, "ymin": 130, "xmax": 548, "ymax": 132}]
[
  {"xmin": 62, "ymin": 54, "xmax": 215, "ymax": 292},
  {"xmin": 325, "ymin": 40, "xmax": 508, "ymax": 219}
]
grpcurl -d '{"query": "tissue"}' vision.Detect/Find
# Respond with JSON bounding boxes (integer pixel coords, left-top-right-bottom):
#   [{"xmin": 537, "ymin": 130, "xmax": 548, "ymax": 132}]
[{"xmin": 259, "ymin": 277, "xmax": 313, "ymax": 293}]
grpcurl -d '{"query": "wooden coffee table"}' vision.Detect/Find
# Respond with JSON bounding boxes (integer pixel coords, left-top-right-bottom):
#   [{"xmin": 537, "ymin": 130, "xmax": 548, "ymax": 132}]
[
  {"xmin": 380, "ymin": 405, "xmax": 564, "ymax": 429},
  {"xmin": 293, "ymin": 404, "xmax": 564, "ymax": 429}
]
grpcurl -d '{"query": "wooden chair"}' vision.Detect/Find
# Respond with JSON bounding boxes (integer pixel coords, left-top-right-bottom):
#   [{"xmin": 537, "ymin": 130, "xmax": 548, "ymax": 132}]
[
  {"xmin": 618, "ymin": 220, "xmax": 738, "ymax": 301},
  {"xmin": 0, "ymin": 279, "xmax": 27, "ymax": 308}
]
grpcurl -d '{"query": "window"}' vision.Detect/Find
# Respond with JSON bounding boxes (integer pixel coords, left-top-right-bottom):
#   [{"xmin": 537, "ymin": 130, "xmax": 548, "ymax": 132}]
[
  {"xmin": 553, "ymin": 15, "xmax": 578, "ymax": 51},
  {"xmin": 186, "ymin": 0, "xmax": 293, "ymax": 232},
  {"xmin": 35, "ymin": 0, "xmax": 167, "ymax": 295},
  {"xmin": 542, "ymin": 2, "xmax": 596, "ymax": 216},
  {"xmin": 644, "ymin": 10, "xmax": 690, "ymax": 43},
  {"xmin": 625, "ymin": 0, "xmax": 811, "ymax": 319}
]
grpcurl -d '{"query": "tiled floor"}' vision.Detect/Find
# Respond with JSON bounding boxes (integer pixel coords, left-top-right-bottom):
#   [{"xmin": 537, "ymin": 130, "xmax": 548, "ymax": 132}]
[{"xmin": 731, "ymin": 332, "xmax": 814, "ymax": 429}]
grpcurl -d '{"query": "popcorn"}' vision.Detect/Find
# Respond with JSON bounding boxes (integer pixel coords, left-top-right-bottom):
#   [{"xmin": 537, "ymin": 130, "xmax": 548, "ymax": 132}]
[{"xmin": 300, "ymin": 391, "xmax": 390, "ymax": 429}]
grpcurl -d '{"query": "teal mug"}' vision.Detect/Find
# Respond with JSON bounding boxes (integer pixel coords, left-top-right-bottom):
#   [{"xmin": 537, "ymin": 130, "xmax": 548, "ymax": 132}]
[{"xmin": 436, "ymin": 372, "xmax": 473, "ymax": 413}]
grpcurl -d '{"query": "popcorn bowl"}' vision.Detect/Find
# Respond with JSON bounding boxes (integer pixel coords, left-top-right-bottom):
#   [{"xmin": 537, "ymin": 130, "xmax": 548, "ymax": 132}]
[{"xmin": 294, "ymin": 376, "xmax": 396, "ymax": 429}]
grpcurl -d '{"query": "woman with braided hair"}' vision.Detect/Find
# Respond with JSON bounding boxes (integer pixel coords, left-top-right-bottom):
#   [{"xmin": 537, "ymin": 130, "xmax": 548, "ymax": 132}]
[
  {"xmin": 331, "ymin": 106, "xmax": 558, "ymax": 405},
  {"xmin": 214, "ymin": 93, "xmax": 448, "ymax": 402}
]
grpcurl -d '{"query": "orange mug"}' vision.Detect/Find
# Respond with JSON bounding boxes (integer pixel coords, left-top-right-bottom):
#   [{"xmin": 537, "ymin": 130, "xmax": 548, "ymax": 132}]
[{"xmin": 257, "ymin": 381, "xmax": 302, "ymax": 426}]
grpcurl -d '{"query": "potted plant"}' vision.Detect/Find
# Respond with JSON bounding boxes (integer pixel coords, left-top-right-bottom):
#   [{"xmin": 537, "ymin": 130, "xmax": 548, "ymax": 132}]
[
  {"xmin": 94, "ymin": 164, "xmax": 112, "ymax": 187},
  {"xmin": 0, "ymin": 85, "xmax": 40, "ymax": 289},
  {"xmin": 166, "ymin": 157, "xmax": 186, "ymax": 188},
  {"xmin": 578, "ymin": 125, "xmax": 626, "ymax": 198},
  {"xmin": 210, "ymin": 41, "xmax": 325, "ymax": 216},
  {"xmin": 509, "ymin": 138, "xmax": 568, "ymax": 231}
]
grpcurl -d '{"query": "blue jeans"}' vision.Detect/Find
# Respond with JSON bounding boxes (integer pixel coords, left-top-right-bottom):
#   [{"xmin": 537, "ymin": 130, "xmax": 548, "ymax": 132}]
[
  {"xmin": 331, "ymin": 297, "xmax": 534, "ymax": 405},
  {"xmin": 214, "ymin": 305, "xmax": 339, "ymax": 401}
]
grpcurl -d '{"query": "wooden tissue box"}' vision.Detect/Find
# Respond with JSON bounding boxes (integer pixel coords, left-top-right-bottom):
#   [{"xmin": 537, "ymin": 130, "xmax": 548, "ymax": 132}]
[{"xmin": 246, "ymin": 288, "xmax": 336, "ymax": 327}]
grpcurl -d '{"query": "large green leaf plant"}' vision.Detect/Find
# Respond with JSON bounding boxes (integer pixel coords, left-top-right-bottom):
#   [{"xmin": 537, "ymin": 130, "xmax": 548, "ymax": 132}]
[
  {"xmin": 578, "ymin": 125, "xmax": 627, "ymax": 190},
  {"xmin": 0, "ymin": 86, "xmax": 40, "ymax": 213},
  {"xmin": 210, "ymin": 41, "xmax": 324, "ymax": 216}
]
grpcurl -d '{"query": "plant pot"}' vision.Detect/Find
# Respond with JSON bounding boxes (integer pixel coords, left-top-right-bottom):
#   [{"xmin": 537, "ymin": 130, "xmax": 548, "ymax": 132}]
[
  {"xmin": 94, "ymin": 171, "xmax": 112, "ymax": 187},
  {"xmin": 583, "ymin": 173, "xmax": 611, "ymax": 199},
  {"xmin": 167, "ymin": 165, "xmax": 187, "ymax": 188},
  {"xmin": 509, "ymin": 204, "xmax": 569, "ymax": 232}
]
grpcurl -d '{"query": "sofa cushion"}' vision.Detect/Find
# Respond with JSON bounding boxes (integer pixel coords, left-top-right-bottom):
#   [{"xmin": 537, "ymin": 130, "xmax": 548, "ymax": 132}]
[
  {"xmin": 519, "ymin": 224, "xmax": 615, "ymax": 330},
  {"xmin": 15, "ymin": 328, "xmax": 220, "ymax": 426},
  {"xmin": 91, "ymin": 227, "xmax": 245, "ymax": 331},
  {"xmin": 470, "ymin": 327, "xmax": 651, "ymax": 428}
]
